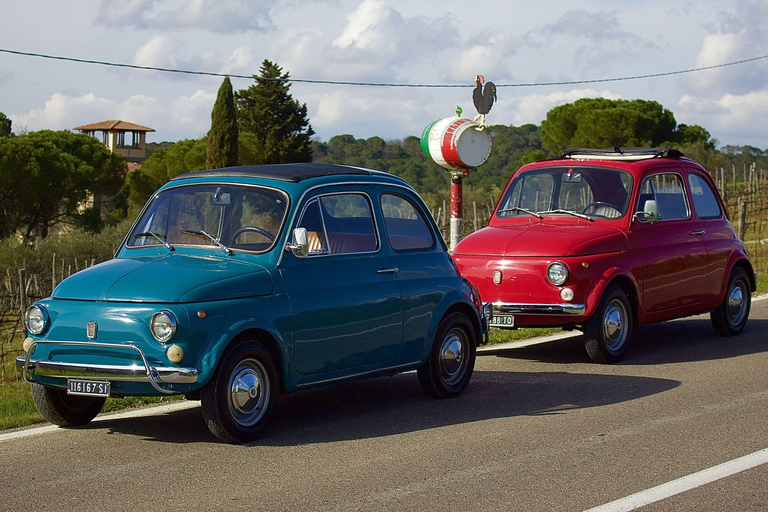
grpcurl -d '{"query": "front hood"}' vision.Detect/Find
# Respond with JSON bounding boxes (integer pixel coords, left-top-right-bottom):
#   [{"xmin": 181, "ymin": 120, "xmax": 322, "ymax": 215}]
[
  {"xmin": 454, "ymin": 220, "xmax": 627, "ymax": 257},
  {"xmin": 53, "ymin": 254, "xmax": 273, "ymax": 303}
]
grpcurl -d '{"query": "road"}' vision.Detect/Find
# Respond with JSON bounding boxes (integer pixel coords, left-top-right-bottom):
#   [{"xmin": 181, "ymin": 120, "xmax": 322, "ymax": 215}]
[{"xmin": 2, "ymin": 298, "xmax": 768, "ymax": 511}]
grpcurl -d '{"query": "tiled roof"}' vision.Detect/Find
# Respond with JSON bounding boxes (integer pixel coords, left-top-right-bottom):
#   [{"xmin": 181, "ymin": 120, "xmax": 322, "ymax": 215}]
[{"xmin": 73, "ymin": 120, "xmax": 155, "ymax": 132}]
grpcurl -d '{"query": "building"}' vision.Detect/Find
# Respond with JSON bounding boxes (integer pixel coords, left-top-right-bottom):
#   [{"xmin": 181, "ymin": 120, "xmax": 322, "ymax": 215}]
[{"xmin": 74, "ymin": 120, "xmax": 155, "ymax": 164}]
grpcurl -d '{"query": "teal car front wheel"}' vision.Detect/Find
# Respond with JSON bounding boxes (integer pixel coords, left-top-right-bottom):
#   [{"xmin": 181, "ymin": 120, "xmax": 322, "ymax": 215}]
[
  {"xmin": 418, "ymin": 312, "xmax": 476, "ymax": 399},
  {"xmin": 201, "ymin": 340, "xmax": 279, "ymax": 443},
  {"xmin": 31, "ymin": 383, "xmax": 106, "ymax": 427}
]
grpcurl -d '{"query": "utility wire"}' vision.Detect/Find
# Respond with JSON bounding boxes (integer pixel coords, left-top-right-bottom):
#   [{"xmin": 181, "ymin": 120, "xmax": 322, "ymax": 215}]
[{"xmin": 1, "ymin": 47, "xmax": 767, "ymax": 88}]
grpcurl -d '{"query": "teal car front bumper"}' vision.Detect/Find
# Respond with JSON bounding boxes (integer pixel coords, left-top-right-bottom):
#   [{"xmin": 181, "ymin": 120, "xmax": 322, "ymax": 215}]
[{"xmin": 17, "ymin": 339, "xmax": 199, "ymax": 395}]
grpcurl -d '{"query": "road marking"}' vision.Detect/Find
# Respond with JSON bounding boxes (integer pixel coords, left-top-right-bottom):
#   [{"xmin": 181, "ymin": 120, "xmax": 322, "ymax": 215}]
[
  {"xmin": 583, "ymin": 447, "xmax": 768, "ymax": 512},
  {"xmin": 0, "ymin": 400, "xmax": 199, "ymax": 443}
]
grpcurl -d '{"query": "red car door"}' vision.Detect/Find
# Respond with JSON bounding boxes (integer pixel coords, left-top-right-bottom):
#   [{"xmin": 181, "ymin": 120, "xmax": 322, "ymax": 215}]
[{"xmin": 631, "ymin": 169, "xmax": 708, "ymax": 312}]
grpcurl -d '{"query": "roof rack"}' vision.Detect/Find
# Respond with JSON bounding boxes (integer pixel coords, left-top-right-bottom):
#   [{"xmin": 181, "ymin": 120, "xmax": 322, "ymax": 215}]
[{"xmin": 560, "ymin": 146, "xmax": 684, "ymax": 161}]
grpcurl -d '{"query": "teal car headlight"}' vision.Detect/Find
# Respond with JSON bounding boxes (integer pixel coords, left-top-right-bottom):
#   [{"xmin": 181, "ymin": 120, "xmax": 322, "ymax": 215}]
[
  {"xmin": 150, "ymin": 310, "xmax": 177, "ymax": 343},
  {"xmin": 25, "ymin": 305, "xmax": 48, "ymax": 335},
  {"xmin": 547, "ymin": 261, "xmax": 569, "ymax": 286}
]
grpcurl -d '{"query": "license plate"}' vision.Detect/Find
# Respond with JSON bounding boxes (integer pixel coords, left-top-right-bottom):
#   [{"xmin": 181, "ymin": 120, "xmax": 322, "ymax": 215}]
[
  {"xmin": 490, "ymin": 314, "xmax": 515, "ymax": 327},
  {"xmin": 67, "ymin": 379, "xmax": 110, "ymax": 397}
]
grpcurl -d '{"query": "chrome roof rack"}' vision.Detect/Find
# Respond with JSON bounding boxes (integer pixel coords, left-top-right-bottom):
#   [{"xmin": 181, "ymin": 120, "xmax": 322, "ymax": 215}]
[{"xmin": 561, "ymin": 146, "xmax": 684, "ymax": 161}]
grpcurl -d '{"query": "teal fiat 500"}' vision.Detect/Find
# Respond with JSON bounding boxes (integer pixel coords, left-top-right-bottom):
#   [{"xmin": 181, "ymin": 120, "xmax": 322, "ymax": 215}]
[{"xmin": 18, "ymin": 163, "xmax": 486, "ymax": 443}]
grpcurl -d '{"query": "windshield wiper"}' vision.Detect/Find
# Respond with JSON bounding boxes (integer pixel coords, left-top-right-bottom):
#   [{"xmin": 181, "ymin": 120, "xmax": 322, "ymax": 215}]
[
  {"xmin": 132, "ymin": 231, "xmax": 175, "ymax": 252},
  {"xmin": 497, "ymin": 207, "xmax": 543, "ymax": 219},
  {"xmin": 538, "ymin": 209, "xmax": 594, "ymax": 222},
  {"xmin": 180, "ymin": 229, "xmax": 233, "ymax": 256}
]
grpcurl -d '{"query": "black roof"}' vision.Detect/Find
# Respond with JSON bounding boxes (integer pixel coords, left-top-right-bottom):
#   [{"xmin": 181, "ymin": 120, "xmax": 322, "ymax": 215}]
[
  {"xmin": 560, "ymin": 146, "xmax": 684, "ymax": 159},
  {"xmin": 172, "ymin": 163, "xmax": 372, "ymax": 183}
]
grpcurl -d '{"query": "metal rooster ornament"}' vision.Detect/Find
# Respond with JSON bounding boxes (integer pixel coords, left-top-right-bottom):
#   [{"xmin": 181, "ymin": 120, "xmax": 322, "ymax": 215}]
[{"xmin": 472, "ymin": 75, "xmax": 496, "ymax": 129}]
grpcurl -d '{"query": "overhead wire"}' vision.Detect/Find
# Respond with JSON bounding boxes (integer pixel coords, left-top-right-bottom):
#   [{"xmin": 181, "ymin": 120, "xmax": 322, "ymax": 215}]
[{"xmin": 1, "ymin": 47, "xmax": 767, "ymax": 88}]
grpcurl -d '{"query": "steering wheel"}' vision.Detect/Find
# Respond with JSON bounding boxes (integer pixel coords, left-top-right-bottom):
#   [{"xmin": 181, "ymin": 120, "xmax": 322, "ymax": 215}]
[
  {"xmin": 582, "ymin": 201, "xmax": 620, "ymax": 216},
  {"xmin": 232, "ymin": 226, "xmax": 275, "ymax": 242}
]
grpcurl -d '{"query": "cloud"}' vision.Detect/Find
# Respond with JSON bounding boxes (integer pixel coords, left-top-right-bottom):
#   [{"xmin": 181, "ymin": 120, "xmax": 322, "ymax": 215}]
[
  {"xmin": 327, "ymin": 0, "xmax": 458, "ymax": 80},
  {"xmin": 494, "ymin": 89, "xmax": 623, "ymax": 126},
  {"xmin": 441, "ymin": 32, "xmax": 522, "ymax": 83},
  {"xmin": 96, "ymin": 0, "xmax": 275, "ymax": 32},
  {"xmin": 529, "ymin": 9, "xmax": 660, "ymax": 73},
  {"xmin": 676, "ymin": 91, "xmax": 768, "ymax": 145},
  {"xmin": 682, "ymin": 0, "xmax": 768, "ymax": 96},
  {"xmin": 9, "ymin": 91, "xmax": 215, "ymax": 142}
]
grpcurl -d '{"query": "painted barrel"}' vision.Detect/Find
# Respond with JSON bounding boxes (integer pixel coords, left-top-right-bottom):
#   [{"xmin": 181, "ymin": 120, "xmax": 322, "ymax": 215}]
[{"xmin": 420, "ymin": 116, "xmax": 492, "ymax": 171}]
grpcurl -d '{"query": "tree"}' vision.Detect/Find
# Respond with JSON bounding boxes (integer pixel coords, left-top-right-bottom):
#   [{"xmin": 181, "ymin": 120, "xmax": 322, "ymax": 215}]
[
  {"xmin": 541, "ymin": 98, "xmax": 682, "ymax": 154},
  {"xmin": 0, "ymin": 112, "xmax": 11, "ymax": 137},
  {"xmin": 0, "ymin": 130, "xmax": 126, "ymax": 240},
  {"xmin": 235, "ymin": 60, "xmax": 314, "ymax": 164},
  {"xmin": 206, "ymin": 77, "xmax": 239, "ymax": 169}
]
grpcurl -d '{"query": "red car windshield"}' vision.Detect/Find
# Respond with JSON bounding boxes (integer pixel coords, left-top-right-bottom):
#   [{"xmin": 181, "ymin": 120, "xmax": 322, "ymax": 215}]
[{"xmin": 497, "ymin": 166, "xmax": 633, "ymax": 220}]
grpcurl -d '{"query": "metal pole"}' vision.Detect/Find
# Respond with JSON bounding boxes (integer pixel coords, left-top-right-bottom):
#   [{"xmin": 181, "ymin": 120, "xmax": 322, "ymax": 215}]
[{"xmin": 450, "ymin": 172, "xmax": 463, "ymax": 252}]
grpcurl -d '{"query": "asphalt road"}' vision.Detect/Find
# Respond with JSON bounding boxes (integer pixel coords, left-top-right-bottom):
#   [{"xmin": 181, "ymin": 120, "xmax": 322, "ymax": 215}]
[{"xmin": 2, "ymin": 298, "xmax": 768, "ymax": 512}]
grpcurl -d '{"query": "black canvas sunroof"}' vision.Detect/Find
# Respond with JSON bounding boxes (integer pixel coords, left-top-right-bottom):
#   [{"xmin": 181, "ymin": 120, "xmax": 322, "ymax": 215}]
[{"xmin": 172, "ymin": 163, "xmax": 371, "ymax": 183}]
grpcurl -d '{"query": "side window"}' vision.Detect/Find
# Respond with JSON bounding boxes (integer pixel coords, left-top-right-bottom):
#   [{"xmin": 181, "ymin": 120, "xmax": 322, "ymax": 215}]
[
  {"xmin": 688, "ymin": 173, "xmax": 722, "ymax": 219},
  {"xmin": 298, "ymin": 193, "xmax": 378, "ymax": 255},
  {"xmin": 638, "ymin": 173, "xmax": 689, "ymax": 221},
  {"xmin": 381, "ymin": 194, "xmax": 435, "ymax": 251}
]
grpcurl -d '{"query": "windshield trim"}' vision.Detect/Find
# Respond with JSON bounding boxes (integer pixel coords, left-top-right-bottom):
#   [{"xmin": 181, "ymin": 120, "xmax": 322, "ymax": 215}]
[{"xmin": 124, "ymin": 182, "xmax": 291, "ymax": 255}]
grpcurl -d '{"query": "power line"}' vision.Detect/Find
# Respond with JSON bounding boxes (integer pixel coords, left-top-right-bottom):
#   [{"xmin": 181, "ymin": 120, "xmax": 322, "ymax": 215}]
[{"xmin": 1, "ymin": 47, "xmax": 767, "ymax": 88}]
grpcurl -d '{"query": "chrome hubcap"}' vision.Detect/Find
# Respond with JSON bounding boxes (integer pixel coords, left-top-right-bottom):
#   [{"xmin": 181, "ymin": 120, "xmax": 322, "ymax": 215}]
[
  {"xmin": 439, "ymin": 330, "xmax": 465, "ymax": 385},
  {"xmin": 228, "ymin": 358, "xmax": 270, "ymax": 427},
  {"xmin": 602, "ymin": 299, "xmax": 628, "ymax": 354},
  {"xmin": 727, "ymin": 281, "xmax": 747, "ymax": 327}
]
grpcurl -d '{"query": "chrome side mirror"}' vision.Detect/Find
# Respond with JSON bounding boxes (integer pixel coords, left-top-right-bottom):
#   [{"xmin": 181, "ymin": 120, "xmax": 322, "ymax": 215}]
[
  {"xmin": 286, "ymin": 227, "xmax": 309, "ymax": 258},
  {"xmin": 635, "ymin": 199, "xmax": 659, "ymax": 224}
]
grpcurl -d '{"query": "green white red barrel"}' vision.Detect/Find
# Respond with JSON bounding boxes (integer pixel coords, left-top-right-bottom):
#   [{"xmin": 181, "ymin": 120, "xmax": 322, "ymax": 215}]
[{"xmin": 420, "ymin": 116, "xmax": 492, "ymax": 171}]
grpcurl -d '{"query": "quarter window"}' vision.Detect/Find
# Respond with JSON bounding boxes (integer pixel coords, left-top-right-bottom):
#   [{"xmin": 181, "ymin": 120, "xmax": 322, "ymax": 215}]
[
  {"xmin": 298, "ymin": 193, "xmax": 378, "ymax": 255},
  {"xmin": 688, "ymin": 173, "xmax": 722, "ymax": 219},
  {"xmin": 380, "ymin": 194, "xmax": 435, "ymax": 251},
  {"xmin": 638, "ymin": 173, "xmax": 689, "ymax": 220}
]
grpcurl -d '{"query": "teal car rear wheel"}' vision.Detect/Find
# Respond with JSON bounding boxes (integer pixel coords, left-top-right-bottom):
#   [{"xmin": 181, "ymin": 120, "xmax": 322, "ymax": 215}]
[{"xmin": 418, "ymin": 312, "xmax": 476, "ymax": 398}]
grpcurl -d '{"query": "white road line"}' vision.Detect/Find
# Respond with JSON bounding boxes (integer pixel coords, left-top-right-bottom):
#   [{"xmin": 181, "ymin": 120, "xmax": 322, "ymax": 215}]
[
  {"xmin": 0, "ymin": 400, "xmax": 199, "ymax": 443},
  {"xmin": 583, "ymin": 447, "xmax": 768, "ymax": 512}
]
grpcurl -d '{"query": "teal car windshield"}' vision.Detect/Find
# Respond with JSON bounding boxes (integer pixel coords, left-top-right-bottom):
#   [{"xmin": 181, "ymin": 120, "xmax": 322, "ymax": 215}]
[
  {"xmin": 497, "ymin": 166, "xmax": 633, "ymax": 220},
  {"xmin": 128, "ymin": 184, "xmax": 289, "ymax": 253}
]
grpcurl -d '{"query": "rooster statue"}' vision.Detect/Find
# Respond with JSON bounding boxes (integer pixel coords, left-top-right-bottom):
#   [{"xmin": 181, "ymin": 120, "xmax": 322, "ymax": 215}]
[{"xmin": 472, "ymin": 75, "xmax": 496, "ymax": 129}]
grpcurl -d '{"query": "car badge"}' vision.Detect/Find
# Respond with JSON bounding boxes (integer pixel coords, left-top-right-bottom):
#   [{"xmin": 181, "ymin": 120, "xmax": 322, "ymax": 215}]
[
  {"xmin": 493, "ymin": 270, "xmax": 503, "ymax": 285},
  {"xmin": 87, "ymin": 322, "xmax": 98, "ymax": 340}
]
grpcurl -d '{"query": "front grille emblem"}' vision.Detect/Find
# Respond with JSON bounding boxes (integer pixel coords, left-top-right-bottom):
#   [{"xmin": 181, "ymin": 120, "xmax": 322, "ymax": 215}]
[{"xmin": 87, "ymin": 322, "xmax": 98, "ymax": 340}]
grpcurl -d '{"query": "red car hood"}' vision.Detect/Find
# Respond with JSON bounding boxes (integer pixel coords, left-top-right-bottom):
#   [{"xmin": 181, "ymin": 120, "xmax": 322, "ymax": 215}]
[{"xmin": 453, "ymin": 220, "xmax": 627, "ymax": 257}]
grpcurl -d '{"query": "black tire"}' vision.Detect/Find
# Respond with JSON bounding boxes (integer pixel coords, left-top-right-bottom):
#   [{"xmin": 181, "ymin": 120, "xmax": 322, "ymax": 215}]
[
  {"xmin": 711, "ymin": 267, "xmax": 751, "ymax": 336},
  {"xmin": 201, "ymin": 340, "xmax": 279, "ymax": 443},
  {"xmin": 418, "ymin": 312, "xmax": 476, "ymax": 399},
  {"xmin": 30, "ymin": 383, "xmax": 105, "ymax": 427},
  {"xmin": 583, "ymin": 285, "xmax": 633, "ymax": 363}
]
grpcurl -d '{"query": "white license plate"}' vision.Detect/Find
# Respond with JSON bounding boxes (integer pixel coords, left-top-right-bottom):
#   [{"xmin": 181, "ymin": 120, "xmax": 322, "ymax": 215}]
[
  {"xmin": 490, "ymin": 314, "xmax": 515, "ymax": 327},
  {"xmin": 67, "ymin": 379, "xmax": 110, "ymax": 397}
]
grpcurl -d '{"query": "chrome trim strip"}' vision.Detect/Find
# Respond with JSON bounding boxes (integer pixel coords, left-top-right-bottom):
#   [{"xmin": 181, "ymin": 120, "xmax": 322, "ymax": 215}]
[
  {"xmin": 296, "ymin": 361, "xmax": 420, "ymax": 390},
  {"xmin": 17, "ymin": 340, "xmax": 198, "ymax": 394},
  {"xmin": 490, "ymin": 302, "xmax": 586, "ymax": 316}
]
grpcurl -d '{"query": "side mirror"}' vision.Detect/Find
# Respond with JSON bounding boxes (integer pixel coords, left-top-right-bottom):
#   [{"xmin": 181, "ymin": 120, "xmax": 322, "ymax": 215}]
[
  {"xmin": 635, "ymin": 199, "xmax": 659, "ymax": 224},
  {"xmin": 287, "ymin": 227, "xmax": 309, "ymax": 258}
]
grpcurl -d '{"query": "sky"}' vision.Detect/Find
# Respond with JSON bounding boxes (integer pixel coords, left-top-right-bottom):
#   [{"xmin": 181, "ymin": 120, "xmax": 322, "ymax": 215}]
[{"xmin": 2, "ymin": 0, "xmax": 768, "ymax": 149}]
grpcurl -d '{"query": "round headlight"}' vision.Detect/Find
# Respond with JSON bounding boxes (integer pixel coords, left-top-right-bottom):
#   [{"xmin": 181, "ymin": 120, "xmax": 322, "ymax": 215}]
[
  {"xmin": 25, "ymin": 305, "xmax": 48, "ymax": 335},
  {"xmin": 547, "ymin": 262, "xmax": 569, "ymax": 286},
  {"xmin": 151, "ymin": 310, "xmax": 177, "ymax": 343}
]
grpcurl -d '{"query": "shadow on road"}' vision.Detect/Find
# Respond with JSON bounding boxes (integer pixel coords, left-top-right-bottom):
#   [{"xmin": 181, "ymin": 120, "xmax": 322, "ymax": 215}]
[
  {"xmin": 87, "ymin": 368, "xmax": 679, "ymax": 446},
  {"xmin": 488, "ymin": 318, "xmax": 768, "ymax": 366}
]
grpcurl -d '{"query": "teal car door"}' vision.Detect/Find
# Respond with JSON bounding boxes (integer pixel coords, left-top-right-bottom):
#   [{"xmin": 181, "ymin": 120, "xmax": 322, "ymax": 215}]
[{"xmin": 280, "ymin": 189, "xmax": 403, "ymax": 375}]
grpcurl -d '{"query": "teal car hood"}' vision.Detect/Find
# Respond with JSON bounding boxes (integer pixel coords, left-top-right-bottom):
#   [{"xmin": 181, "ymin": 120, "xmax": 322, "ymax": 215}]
[{"xmin": 52, "ymin": 254, "xmax": 273, "ymax": 303}]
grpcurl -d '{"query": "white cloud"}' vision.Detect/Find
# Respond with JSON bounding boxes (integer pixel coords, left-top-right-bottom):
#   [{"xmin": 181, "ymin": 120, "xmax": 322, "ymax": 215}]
[
  {"xmin": 11, "ymin": 93, "xmax": 116, "ymax": 132},
  {"xmin": 676, "ymin": 91, "xmax": 768, "ymax": 144},
  {"xmin": 495, "ymin": 89, "xmax": 623, "ymax": 126},
  {"xmin": 170, "ymin": 90, "xmax": 216, "ymax": 137},
  {"xmin": 96, "ymin": 0, "xmax": 275, "ymax": 32},
  {"xmin": 441, "ymin": 32, "xmax": 521, "ymax": 82}
]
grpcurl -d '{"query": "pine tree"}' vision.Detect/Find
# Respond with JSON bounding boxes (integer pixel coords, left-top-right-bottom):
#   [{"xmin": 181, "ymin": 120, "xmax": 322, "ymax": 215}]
[
  {"xmin": 206, "ymin": 77, "xmax": 239, "ymax": 169},
  {"xmin": 236, "ymin": 60, "xmax": 314, "ymax": 164}
]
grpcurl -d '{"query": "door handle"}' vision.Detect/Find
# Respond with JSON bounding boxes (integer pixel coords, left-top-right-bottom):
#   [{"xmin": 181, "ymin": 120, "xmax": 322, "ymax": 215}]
[
  {"xmin": 377, "ymin": 267, "xmax": 399, "ymax": 274},
  {"xmin": 690, "ymin": 230, "xmax": 705, "ymax": 236}
]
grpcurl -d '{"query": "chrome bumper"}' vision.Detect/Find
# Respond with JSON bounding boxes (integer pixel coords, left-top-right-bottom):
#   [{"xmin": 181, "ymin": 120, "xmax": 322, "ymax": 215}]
[
  {"xmin": 17, "ymin": 340, "xmax": 198, "ymax": 395},
  {"xmin": 490, "ymin": 302, "xmax": 586, "ymax": 316}
]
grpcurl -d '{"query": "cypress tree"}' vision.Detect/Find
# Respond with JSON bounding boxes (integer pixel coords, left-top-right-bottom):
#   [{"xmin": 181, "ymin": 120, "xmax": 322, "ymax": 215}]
[
  {"xmin": 206, "ymin": 76, "xmax": 238, "ymax": 169},
  {"xmin": 236, "ymin": 60, "xmax": 314, "ymax": 164}
]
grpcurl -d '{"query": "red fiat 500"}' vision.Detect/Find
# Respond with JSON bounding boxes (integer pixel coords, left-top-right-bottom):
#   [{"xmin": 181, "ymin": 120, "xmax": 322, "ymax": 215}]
[{"xmin": 453, "ymin": 147, "xmax": 756, "ymax": 363}]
